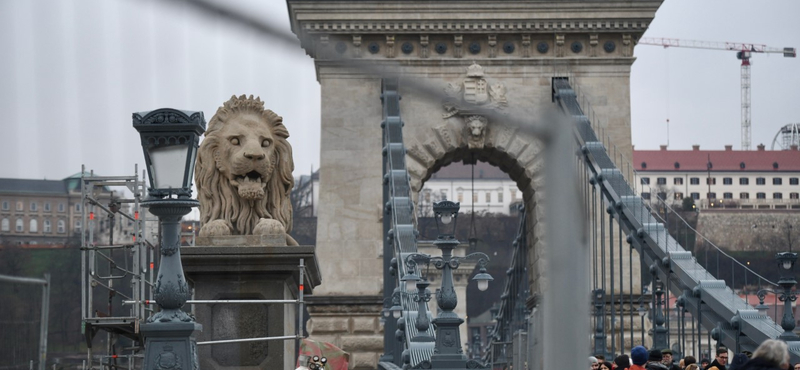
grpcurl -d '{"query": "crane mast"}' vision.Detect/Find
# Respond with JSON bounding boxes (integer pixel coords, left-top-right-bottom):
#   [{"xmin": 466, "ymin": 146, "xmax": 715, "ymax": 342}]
[
  {"xmin": 740, "ymin": 52, "xmax": 751, "ymax": 150},
  {"xmin": 638, "ymin": 37, "xmax": 796, "ymax": 150}
]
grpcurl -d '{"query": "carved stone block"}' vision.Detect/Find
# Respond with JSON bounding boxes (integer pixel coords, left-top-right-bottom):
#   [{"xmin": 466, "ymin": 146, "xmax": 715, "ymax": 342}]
[
  {"xmin": 454, "ymin": 35, "xmax": 463, "ymax": 58},
  {"xmin": 420, "ymin": 35, "xmax": 429, "ymax": 58}
]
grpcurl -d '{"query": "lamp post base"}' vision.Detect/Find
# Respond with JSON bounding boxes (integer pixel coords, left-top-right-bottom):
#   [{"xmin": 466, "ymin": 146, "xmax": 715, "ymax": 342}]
[
  {"xmin": 141, "ymin": 321, "xmax": 202, "ymax": 370},
  {"xmin": 779, "ymin": 332, "xmax": 799, "ymax": 341},
  {"xmin": 429, "ymin": 316, "xmax": 492, "ymax": 369}
]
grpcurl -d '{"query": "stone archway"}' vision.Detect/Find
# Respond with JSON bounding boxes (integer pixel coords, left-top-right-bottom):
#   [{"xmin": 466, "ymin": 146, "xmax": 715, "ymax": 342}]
[{"xmin": 404, "ymin": 108, "xmax": 548, "ymax": 306}]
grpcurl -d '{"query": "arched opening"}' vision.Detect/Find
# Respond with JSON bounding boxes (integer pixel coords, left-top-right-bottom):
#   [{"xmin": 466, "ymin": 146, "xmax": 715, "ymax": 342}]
[
  {"xmin": 405, "ymin": 111, "xmax": 548, "ymax": 360},
  {"xmin": 405, "ymin": 118, "xmax": 548, "ymax": 300},
  {"xmin": 415, "ymin": 157, "xmax": 525, "ymax": 360}
]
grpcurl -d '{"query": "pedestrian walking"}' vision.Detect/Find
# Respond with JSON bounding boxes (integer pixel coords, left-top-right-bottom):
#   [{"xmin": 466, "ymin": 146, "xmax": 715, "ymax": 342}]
[
  {"xmin": 631, "ymin": 346, "xmax": 650, "ymax": 370},
  {"xmin": 616, "ymin": 354, "xmax": 632, "ymax": 370},
  {"xmin": 706, "ymin": 347, "xmax": 729, "ymax": 370},
  {"xmin": 738, "ymin": 340, "xmax": 789, "ymax": 370},
  {"xmin": 646, "ymin": 349, "xmax": 669, "ymax": 370},
  {"xmin": 662, "ymin": 349, "xmax": 680, "ymax": 370},
  {"xmin": 729, "ymin": 353, "xmax": 749, "ymax": 370},
  {"xmin": 684, "ymin": 356, "xmax": 697, "ymax": 367}
]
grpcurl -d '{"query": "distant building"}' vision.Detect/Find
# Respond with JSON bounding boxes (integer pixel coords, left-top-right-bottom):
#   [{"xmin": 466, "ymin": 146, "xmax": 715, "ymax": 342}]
[
  {"xmin": 418, "ymin": 161, "xmax": 519, "ymax": 216},
  {"xmin": 0, "ymin": 173, "xmax": 135, "ymax": 246},
  {"xmin": 292, "ymin": 170, "xmax": 319, "ymax": 217},
  {"xmin": 633, "ymin": 144, "xmax": 800, "ymax": 210}
]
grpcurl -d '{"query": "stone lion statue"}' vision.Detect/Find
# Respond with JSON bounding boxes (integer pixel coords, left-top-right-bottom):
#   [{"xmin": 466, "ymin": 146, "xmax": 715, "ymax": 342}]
[
  {"xmin": 466, "ymin": 115, "xmax": 488, "ymax": 149},
  {"xmin": 195, "ymin": 95, "xmax": 297, "ymax": 245}
]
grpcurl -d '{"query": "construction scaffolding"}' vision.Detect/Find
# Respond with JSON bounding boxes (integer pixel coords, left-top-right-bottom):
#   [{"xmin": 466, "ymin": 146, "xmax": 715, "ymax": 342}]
[
  {"xmin": 80, "ymin": 165, "xmax": 155, "ymax": 370},
  {"xmin": 79, "ymin": 165, "xmax": 311, "ymax": 369}
]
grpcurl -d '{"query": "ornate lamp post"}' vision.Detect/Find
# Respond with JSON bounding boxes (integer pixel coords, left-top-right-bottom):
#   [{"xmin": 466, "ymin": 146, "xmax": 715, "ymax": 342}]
[
  {"xmin": 133, "ymin": 108, "xmax": 206, "ymax": 370},
  {"xmin": 471, "ymin": 333, "xmax": 482, "ymax": 359},
  {"xmin": 411, "ymin": 280, "xmax": 435, "ymax": 343},
  {"xmin": 638, "ymin": 298, "xmax": 648, "ymax": 341},
  {"xmin": 592, "ymin": 289, "xmax": 608, "ymax": 357},
  {"xmin": 652, "ymin": 280, "xmax": 668, "ymax": 350},
  {"xmin": 776, "ymin": 251, "xmax": 798, "ymax": 340},
  {"xmin": 401, "ymin": 201, "xmax": 493, "ymax": 369}
]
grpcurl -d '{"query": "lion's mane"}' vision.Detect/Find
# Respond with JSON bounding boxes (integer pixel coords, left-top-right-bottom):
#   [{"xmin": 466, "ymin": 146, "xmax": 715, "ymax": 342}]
[{"xmin": 195, "ymin": 95, "xmax": 294, "ymax": 235}]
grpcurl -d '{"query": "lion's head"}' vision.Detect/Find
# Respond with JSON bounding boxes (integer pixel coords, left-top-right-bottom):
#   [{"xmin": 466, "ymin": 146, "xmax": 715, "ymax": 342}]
[
  {"xmin": 195, "ymin": 95, "xmax": 294, "ymax": 236},
  {"xmin": 467, "ymin": 115, "xmax": 487, "ymax": 137}
]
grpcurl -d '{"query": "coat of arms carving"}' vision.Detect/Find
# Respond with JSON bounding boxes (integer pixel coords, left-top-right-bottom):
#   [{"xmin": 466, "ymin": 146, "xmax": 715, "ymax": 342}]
[{"xmin": 442, "ymin": 62, "xmax": 508, "ymax": 149}]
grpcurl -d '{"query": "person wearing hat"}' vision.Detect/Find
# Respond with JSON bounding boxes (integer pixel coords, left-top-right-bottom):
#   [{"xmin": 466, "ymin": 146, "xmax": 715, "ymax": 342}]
[
  {"xmin": 701, "ymin": 359, "xmax": 711, "ymax": 369},
  {"xmin": 728, "ymin": 353, "xmax": 748, "ymax": 370},
  {"xmin": 615, "ymin": 355, "xmax": 632, "ymax": 370},
  {"xmin": 684, "ymin": 356, "xmax": 697, "ymax": 367},
  {"xmin": 662, "ymin": 349, "xmax": 680, "ymax": 370},
  {"xmin": 591, "ymin": 356, "xmax": 601, "ymax": 370},
  {"xmin": 646, "ymin": 349, "xmax": 669, "ymax": 370},
  {"xmin": 631, "ymin": 346, "xmax": 650, "ymax": 370}
]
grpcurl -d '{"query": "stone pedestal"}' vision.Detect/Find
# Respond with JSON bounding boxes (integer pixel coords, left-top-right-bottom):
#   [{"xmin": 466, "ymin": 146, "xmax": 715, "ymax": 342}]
[{"xmin": 182, "ymin": 237, "xmax": 321, "ymax": 370}]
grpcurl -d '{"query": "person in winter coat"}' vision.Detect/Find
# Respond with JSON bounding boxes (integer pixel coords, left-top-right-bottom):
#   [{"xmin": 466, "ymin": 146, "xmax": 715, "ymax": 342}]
[
  {"xmin": 646, "ymin": 349, "xmax": 669, "ymax": 370},
  {"xmin": 729, "ymin": 353, "xmax": 749, "ymax": 370},
  {"xmin": 631, "ymin": 346, "xmax": 650, "ymax": 370},
  {"xmin": 662, "ymin": 349, "xmax": 680, "ymax": 370},
  {"xmin": 591, "ymin": 356, "xmax": 601, "ymax": 370},
  {"xmin": 738, "ymin": 339, "xmax": 789, "ymax": 370},
  {"xmin": 706, "ymin": 347, "xmax": 730, "ymax": 370},
  {"xmin": 615, "ymin": 355, "xmax": 632, "ymax": 370}
]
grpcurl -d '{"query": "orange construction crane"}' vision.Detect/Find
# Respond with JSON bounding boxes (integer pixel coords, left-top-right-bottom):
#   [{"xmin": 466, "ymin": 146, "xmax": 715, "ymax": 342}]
[{"xmin": 637, "ymin": 37, "xmax": 796, "ymax": 150}]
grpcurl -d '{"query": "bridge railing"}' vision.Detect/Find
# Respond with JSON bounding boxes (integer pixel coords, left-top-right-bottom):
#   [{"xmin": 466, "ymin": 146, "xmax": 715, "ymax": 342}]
[
  {"xmin": 552, "ymin": 69, "xmax": 782, "ymax": 295},
  {"xmin": 380, "ymin": 78, "xmax": 436, "ymax": 368},
  {"xmin": 552, "ymin": 73, "xmax": 800, "ymax": 359}
]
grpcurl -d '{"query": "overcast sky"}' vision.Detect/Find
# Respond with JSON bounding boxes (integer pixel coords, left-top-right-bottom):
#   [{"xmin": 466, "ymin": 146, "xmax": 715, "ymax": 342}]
[{"xmin": 0, "ymin": 0, "xmax": 798, "ymax": 182}]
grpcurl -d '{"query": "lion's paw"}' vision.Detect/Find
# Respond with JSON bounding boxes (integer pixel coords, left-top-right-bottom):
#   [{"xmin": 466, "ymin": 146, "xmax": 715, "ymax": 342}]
[
  {"xmin": 199, "ymin": 220, "xmax": 232, "ymax": 237},
  {"xmin": 253, "ymin": 218, "xmax": 285, "ymax": 236}
]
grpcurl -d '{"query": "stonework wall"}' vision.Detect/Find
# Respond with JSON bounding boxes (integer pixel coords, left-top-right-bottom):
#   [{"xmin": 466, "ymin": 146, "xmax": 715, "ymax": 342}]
[
  {"xmin": 314, "ymin": 77, "xmax": 385, "ymax": 297},
  {"xmin": 696, "ymin": 210, "xmax": 800, "ymax": 251},
  {"xmin": 306, "ymin": 298, "xmax": 384, "ymax": 370}
]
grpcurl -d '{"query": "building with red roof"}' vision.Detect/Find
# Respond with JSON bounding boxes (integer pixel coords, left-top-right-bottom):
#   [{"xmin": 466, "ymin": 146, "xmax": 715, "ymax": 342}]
[{"xmin": 632, "ymin": 144, "xmax": 800, "ymax": 210}]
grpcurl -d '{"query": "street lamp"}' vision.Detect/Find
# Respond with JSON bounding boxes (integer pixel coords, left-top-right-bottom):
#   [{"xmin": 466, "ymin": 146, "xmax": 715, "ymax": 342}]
[
  {"xmin": 471, "ymin": 333, "xmax": 482, "ymax": 359},
  {"xmin": 411, "ymin": 279, "xmax": 435, "ymax": 343},
  {"xmin": 404, "ymin": 201, "xmax": 493, "ymax": 368},
  {"xmin": 651, "ymin": 280, "xmax": 668, "ymax": 350},
  {"xmin": 776, "ymin": 251, "xmax": 798, "ymax": 340},
  {"xmin": 388, "ymin": 287, "xmax": 403, "ymax": 319},
  {"xmin": 638, "ymin": 298, "xmax": 648, "ymax": 342},
  {"xmin": 133, "ymin": 108, "xmax": 206, "ymax": 370}
]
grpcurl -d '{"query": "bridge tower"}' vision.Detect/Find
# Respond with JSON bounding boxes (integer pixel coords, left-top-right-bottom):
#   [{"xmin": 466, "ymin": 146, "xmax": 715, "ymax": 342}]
[{"xmin": 287, "ymin": 1, "xmax": 662, "ymax": 367}]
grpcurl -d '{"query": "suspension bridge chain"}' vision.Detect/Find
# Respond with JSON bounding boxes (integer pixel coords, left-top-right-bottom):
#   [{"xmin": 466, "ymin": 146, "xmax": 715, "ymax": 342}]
[
  {"xmin": 481, "ymin": 207, "xmax": 528, "ymax": 368},
  {"xmin": 380, "ymin": 79, "xmax": 436, "ymax": 369},
  {"xmin": 553, "ymin": 76, "xmax": 799, "ymax": 359}
]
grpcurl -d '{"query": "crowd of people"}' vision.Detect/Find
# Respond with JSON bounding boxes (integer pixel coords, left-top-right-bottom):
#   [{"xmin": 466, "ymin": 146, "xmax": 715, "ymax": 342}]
[{"xmin": 590, "ymin": 340, "xmax": 793, "ymax": 370}]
